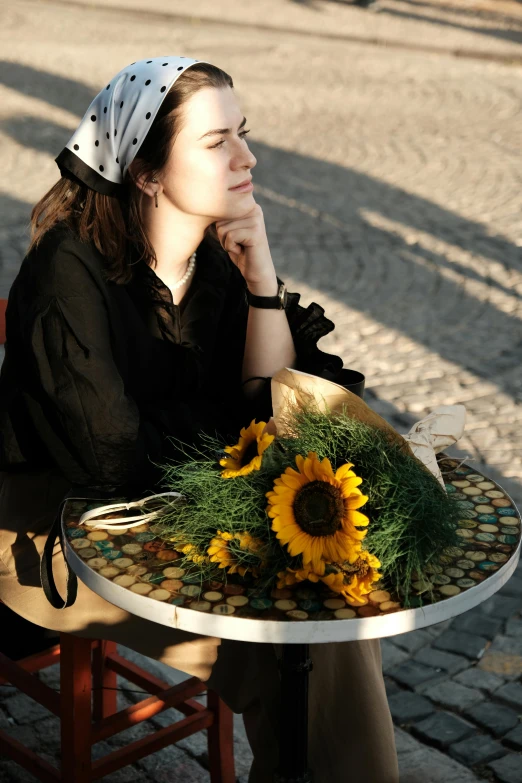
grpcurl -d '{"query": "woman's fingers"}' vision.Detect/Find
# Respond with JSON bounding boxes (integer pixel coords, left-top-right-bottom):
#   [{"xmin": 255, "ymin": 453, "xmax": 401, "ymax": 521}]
[{"xmin": 220, "ymin": 228, "xmax": 251, "ymax": 254}]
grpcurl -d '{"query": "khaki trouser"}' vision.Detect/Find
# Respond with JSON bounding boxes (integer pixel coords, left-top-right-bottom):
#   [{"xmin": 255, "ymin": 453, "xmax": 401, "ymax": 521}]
[{"xmin": 0, "ymin": 470, "xmax": 399, "ymax": 782}]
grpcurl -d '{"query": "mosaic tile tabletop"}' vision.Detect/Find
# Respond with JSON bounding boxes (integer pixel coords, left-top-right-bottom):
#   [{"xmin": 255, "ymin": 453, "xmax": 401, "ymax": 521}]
[{"xmin": 63, "ymin": 458, "xmax": 520, "ymax": 624}]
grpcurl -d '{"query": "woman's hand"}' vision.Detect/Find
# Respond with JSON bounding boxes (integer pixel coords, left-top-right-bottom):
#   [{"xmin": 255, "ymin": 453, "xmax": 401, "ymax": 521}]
[{"xmin": 214, "ymin": 203, "xmax": 277, "ymax": 288}]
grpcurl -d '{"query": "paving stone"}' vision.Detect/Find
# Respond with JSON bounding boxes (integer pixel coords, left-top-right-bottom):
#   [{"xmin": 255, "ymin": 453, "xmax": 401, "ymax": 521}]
[
  {"xmin": 37, "ymin": 663, "xmax": 60, "ymax": 690},
  {"xmin": 91, "ymin": 743, "xmax": 145, "ymax": 780},
  {"xmin": 136, "ymin": 741, "xmax": 211, "ymax": 782},
  {"xmin": 454, "ymin": 667, "xmax": 505, "ymax": 694},
  {"xmin": 450, "ymin": 611, "xmax": 503, "ymax": 639},
  {"xmin": 0, "ymin": 723, "xmax": 41, "ymax": 751},
  {"xmin": 432, "ymin": 630, "xmax": 489, "ymax": 660},
  {"xmin": 505, "ymin": 724, "xmax": 522, "ymax": 751},
  {"xmin": 479, "ymin": 636, "xmax": 522, "ymax": 680},
  {"xmin": 387, "ymin": 660, "xmax": 446, "ymax": 689},
  {"xmin": 488, "ymin": 753, "xmax": 522, "ymax": 783},
  {"xmin": 499, "ymin": 576, "xmax": 522, "ymax": 599},
  {"xmin": 3, "ymin": 692, "xmax": 52, "ymax": 724},
  {"xmin": 151, "ymin": 707, "xmax": 207, "ymax": 762},
  {"xmin": 480, "ymin": 595, "xmax": 522, "ymax": 621},
  {"xmin": 99, "ymin": 769, "xmax": 148, "ymax": 782},
  {"xmin": 489, "ymin": 636, "xmax": 522, "ymax": 657},
  {"xmin": 505, "ymin": 619, "xmax": 522, "ymax": 639},
  {"xmin": 449, "ymin": 734, "xmax": 507, "ymax": 765},
  {"xmin": 384, "ymin": 676, "xmax": 401, "ymax": 697},
  {"xmin": 390, "ymin": 629, "xmax": 434, "ymax": 654},
  {"xmin": 412, "ymin": 711, "xmax": 476, "ymax": 749},
  {"xmin": 464, "ymin": 701, "xmax": 520, "ymax": 737},
  {"xmin": 479, "ymin": 652, "xmax": 522, "ymax": 681},
  {"xmin": 395, "ymin": 726, "xmax": 482, "ymax": 783},
  {"xmin": 423, "ymin": 680, "xmax": 483, "ymax": 710},
  {"xmin": 413, "ymin": 647, "xmax": 469, "ymax": 674},
  {"xmin": 32, "ymin": 715, "xmax": 61, "ymax": 758},
  {"xmin": 495, "ymin": 682, "xmax": 522, "ymax": 711},
  {"xmin": 380, "ymin": 639, "xmax": 410, "ymax": 673},
  {"xmin": 104, "ymin": 718, "xmax": 155, "ymax": 751},
  {"xmin": 415, "ymin": 675, "xmax": 452, "ymax": 695},
  {"xmin": 139, "ymin": 708, "xmax": 252, "ymax": 779},
  {"xmin": 388, "ymin": 691, "xmax": 434, "ymax": 724},
  {"xmin": 0, "ymin": 707, "xmax": 12, "ymax": 729},
  {"xmin": 0, "ymin": 759, "xmax": 48, "ymax": 783}
]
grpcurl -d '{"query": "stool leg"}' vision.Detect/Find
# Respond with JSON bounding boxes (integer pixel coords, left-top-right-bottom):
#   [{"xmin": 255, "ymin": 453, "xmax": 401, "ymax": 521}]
[
  {"xmin": 92, "ymin": 640, "xmax": 118, "ymax": 721},
  {"xmin": 59, "ymin": 634, "xmax": 93, "ymax": 783},
  {"xmin": 207, "ymin": 689, "xmax": 236, "ymax": 783}
]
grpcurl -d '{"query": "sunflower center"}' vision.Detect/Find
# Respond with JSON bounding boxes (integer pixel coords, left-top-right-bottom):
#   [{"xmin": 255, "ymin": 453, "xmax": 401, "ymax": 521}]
[
  {"xmin": 294, "ymin": 480, "xmax": 345, "ymax": 537},
  {"xmin": 241, "ymin": 438, "xmax": 259, "ymax": 467}
]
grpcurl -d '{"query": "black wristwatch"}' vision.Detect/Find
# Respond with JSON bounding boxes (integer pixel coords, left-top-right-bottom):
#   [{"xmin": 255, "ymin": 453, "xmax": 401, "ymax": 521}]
[{"xmin": 246, "ymin": 281, "xmax": 287, "ymax": 310}]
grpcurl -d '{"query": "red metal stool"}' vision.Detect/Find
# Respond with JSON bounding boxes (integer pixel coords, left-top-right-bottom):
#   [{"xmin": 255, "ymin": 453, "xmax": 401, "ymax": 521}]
[{"xmin": 0, "ymin": 298, "xmax": 236, "ymax": 781}]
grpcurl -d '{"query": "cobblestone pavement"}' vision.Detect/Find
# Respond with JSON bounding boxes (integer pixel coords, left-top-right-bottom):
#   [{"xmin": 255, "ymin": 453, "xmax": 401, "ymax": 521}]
[{"xmin": 0, "ymin": 0, "xmax": 521, "ymax": 781}]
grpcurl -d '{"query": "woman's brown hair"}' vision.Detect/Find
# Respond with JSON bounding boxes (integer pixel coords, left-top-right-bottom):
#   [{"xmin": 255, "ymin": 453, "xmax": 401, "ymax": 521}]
[{"xmin": 28, "ymin": 63, "xmax": 233, "ymax": 284}]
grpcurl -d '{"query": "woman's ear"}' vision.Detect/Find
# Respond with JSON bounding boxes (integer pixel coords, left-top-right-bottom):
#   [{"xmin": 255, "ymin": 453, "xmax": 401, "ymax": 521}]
[{"xmin": 127, "ymin": 162, "xmax": 159, "ymax": 197}]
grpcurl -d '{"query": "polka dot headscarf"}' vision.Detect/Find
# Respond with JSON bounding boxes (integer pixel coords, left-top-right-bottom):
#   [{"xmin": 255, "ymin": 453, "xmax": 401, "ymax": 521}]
[{"xmin": 55, "ymin": 56, "xmax": 211, "ymax": 197}]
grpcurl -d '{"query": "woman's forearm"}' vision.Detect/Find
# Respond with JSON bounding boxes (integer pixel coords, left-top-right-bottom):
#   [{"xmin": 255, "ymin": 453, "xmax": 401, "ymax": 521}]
[{"xmin": 241, "ymin": 275, "xmax": 297, "ymax": 400}]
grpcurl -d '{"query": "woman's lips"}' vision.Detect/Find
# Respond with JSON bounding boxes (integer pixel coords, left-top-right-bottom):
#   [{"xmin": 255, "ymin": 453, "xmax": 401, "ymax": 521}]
[{"xmin": 229, "ymin": 180, "xmax": 253, "ymax": 192}]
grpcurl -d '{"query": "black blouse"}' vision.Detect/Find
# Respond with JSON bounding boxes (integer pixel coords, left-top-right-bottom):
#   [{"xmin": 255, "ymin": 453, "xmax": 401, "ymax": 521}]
[{"xmin": 0, "ymin": 222, "xmax": 356, "ymax": 498}]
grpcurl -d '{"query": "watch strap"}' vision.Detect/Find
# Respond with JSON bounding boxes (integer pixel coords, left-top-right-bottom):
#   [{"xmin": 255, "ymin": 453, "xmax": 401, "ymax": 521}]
[{"xmin": 246, "ymin": 280, "xmax": 287, "ymax": 310}]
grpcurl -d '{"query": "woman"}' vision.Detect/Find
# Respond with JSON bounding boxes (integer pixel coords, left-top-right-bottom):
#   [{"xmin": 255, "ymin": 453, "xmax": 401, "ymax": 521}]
[{"xmin": 0, "ymin": 56, "xmax": 398, "ymax": 782}]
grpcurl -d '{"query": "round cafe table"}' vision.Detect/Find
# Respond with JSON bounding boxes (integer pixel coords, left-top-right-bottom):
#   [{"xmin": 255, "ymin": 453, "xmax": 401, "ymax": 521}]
[{"xmin": 62, "ymin": 457, "xmax": 521, "ymax": 782}]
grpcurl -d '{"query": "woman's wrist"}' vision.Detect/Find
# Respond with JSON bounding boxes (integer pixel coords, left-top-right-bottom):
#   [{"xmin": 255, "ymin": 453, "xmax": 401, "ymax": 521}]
[{"xmin": 245, "ymin": 276, "xmax": 279, "ymax": 297}]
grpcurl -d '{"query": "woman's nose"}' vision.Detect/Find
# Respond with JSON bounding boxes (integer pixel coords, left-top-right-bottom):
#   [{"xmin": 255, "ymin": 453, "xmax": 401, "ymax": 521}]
[{"xmin": 244, "ymin": 150, "xmax": 256, "ymax": 169}]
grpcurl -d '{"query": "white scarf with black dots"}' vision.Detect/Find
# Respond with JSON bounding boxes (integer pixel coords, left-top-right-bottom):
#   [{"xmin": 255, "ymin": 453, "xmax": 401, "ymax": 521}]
[{"xmin": 55, "ymin": 55, "xmax": 210, "ymax": 197}]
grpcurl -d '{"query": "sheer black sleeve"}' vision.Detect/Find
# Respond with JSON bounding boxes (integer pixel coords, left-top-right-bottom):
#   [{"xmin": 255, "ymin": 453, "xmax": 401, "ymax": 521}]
[
  {"xmin": 236, "ymin": 273, "xmax": 364, "ymax": 424},
  {"xmin": 25, "ymin": 290, "xmax": 201, "ymax": 495}
]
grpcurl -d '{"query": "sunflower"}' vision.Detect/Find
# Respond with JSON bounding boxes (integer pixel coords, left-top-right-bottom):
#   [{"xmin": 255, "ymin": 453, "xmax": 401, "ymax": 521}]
[
  {"xmin": 178, "ymin": 544, "xmax": 210, "ymax": 566},
  {"xmin": 322, "ymin": 550, "xmax": 382, "ymax": 605},
  {"xmin": 276, "ymin": 561, "xmax": 325, "ymax": 589},
  {"xmin": 219, "ymin": 419, "xmax": 275, "ymax": 478},
  {"xmin": 168, "ymin": 536, "xmax": 211, "ymax": 566},
  {"xmin": 236, "ymin": 531, "xmax": 265, "ymax": 555},
  {"xmin": 276, "ymin": 547, "xmax": 381, "ymax": 603},
  {"xmin": 266, "ymin": 451, "xmax": 369, "ymax": 571},
  {"xmin": 207, "ymin": 530, "xmax": 266, "ymax": 577}
]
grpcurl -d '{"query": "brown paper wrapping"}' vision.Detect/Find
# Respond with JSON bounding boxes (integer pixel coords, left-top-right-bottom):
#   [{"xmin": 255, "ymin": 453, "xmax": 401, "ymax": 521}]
[{"xmin": 269, "ymin": 368, "xmax": 413, "ymax": 456}]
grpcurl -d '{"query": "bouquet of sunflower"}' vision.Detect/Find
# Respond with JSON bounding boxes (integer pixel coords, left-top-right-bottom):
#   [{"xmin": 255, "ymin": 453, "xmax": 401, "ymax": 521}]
[{"xmin": 148, "ymin": 369, "xmax": 465, "ymax": 607}]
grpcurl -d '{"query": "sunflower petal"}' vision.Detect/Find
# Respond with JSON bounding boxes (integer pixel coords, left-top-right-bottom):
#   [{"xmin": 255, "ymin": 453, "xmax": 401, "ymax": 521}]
[
  {"xmin": 295, "ymin": 454, "xmax": 308, "ymax": 477},
  {"xmin": 335, "ymin": 462, "xmax": 355, "ymax": 480},
  {"xmin": 345, "ymin": 494, "xmax": 369, "ymax": 510},
  {"xmin": 276, "ymin": 523, "xmax": 304, "ymax": 542},
  {"xmin": 317, "ymin": 456, "xmax": 334, "ymax": 481},
  {"xmin": 348, "ymin": 510, "xmax": 370, "ymax": 527},
  {"xmin": 339, "ymin": 476, "xmax": 363, "ymax": 493},
  {"xmin": 271, "ymin": 484, "xmax": 295, "ymax": 497},
  {"xmin": 280, "ymin": 473, "xmax": 306, "ymax": 491},
  {"xmin": 302, "ymin": 456, "xmax": 316, "ymax": 482},
  {"xmin": 271, "ymin": 515, "xmax": 296, "ymax": 531}
]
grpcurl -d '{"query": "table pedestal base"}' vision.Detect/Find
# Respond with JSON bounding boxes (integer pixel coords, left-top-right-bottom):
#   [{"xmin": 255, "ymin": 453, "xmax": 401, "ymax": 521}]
[{"xmin": 275, "ymin": 643, "xmax": 314, "ymax": 783}]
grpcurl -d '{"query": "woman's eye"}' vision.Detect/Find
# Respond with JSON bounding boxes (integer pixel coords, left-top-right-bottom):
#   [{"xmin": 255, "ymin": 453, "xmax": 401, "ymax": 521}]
[{"xmin": 210, "ymin": 129, "xmax": 250, "ymax": 149}]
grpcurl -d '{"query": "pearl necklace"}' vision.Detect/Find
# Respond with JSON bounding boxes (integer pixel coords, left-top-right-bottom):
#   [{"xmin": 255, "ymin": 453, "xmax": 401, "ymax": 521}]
[{"xmin": 171, "ymin": 251, "xmax": 196, "ymax": 290}]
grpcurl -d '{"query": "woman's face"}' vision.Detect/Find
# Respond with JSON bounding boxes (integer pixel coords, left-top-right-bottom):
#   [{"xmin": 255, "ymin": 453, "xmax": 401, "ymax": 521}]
[{"xmin": 161, "ymin": 86, "xmax": 257, "ymax": 222}]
